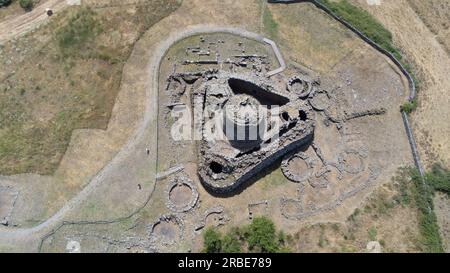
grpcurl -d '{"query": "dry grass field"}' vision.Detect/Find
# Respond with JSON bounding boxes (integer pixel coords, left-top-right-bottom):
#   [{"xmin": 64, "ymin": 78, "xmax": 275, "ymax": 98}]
[
  {"xmin": 349, "ymin": 0, "xmax": 450, "ymax": 251},
  {"xmin": 349, "ymin": 0, "xmax": 450, "ymax": 169},
  {"xmin": 0, "ymin": 1, "xmax": 180, "ymax": 175},
  {"xmin": 407, "ymin": 0, "xmax": 450, "ymax": 54}
]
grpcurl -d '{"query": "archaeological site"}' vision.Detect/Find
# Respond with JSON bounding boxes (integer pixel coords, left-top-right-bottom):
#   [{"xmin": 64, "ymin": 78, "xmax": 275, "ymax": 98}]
[{"xmin": 0, "ymin": 0, "xmax": 448, "ymax": 255}]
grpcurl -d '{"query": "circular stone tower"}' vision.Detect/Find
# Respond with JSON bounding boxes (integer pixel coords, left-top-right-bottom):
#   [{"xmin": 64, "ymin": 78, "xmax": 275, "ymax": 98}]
[{"xmin": 223, "ymin": 94, "xmax": 266, "ymax": 149}]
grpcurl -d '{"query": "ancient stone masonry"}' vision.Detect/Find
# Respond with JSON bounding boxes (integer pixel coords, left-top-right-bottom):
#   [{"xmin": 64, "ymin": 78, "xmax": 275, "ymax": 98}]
[
  {"xmin": 64, "ymin": 233, "xmax": 147, "ymax": 253},
  {"xmin": 281, "ymin": 152, "xmax": 315, "ymax": 183},
  {"xmin": 309, "ymin": 90, "xmax": 331, "ymax": 111},
  {"xmin": 161, "ymin": 31, "xmax": 392, "ymax": 202},
  {"xmin": 248, "ymin": 200, "xmax": 269, "ymax": 220},
  {"xmin": 161, "ymin": 35, "xmax": 356, "ymax": 194},
  {"xmin": 281, "ymin": 166, "xmax": 381, "ymax": 220},
  {"xmin": 277, "ymin": 71, "xmax": 379, "ymax": 221},
  {"xmin": 194, "ymin": 205, "xmax": 228, "ymax": 232},
  {"xmin": 156, "ymin": 164, "xmax": 185, "ymax": 181},
  {"xmin": 148, "ymin": 214, "xmax": 184, "ymax": 248},
  {"xmin": 165, "ymin": 174, "xmax": 199, "ymax": 213},
  {"xmin": 338, "ymin": 149, "xmax": 367, "ymax": 174},
  {"xmin": 286, "ymin": 76, "xmax": 314, "ymax": 99},
  {"xmin": 189, "ymin": 71, "xmax": 316, "ymax": 193},
  {"xmin": 343, "ymin": 108, "xmax": 386, "ymax": 121},
  {"xmin": 12, "ymin": 12, "xmax": 418, "ymax": 251}
]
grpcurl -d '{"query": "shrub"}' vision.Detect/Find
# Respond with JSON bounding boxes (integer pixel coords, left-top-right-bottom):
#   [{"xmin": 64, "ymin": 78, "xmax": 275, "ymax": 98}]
[
  {"xmin": 0, "ymin": 0, "xmax": 12, "ymax": 8},
  {"xmin": 427, "ymin": 164, "xmax": 450, "ymax": 195},
  {"xmin": 19, "ymin": 0, "xmax": 33, "ymax": 11},
  {"xmin": 221, "ymin": 232, "xmax": 242, "ymax": 253},
  {"xmin": 401, "ymin": 99, "xmax": 417, "ymax": 114},
  {"xmin": 368, "ymin": 226, "xmax": 377, "ymax": 241},
  {"xmin": 245, "ymin": 217, "xmax": 279, "ymax": 252},
  {"xmin": 202, "ymin": 217, "xmax": 292, "ymax": 253},
  {"xmin": 203, "ymin": 228, "xmax": 222, "ymax": 253}
]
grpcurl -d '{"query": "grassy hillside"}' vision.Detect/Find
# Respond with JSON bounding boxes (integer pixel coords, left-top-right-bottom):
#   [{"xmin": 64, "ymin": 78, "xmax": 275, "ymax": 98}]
[{"xmin": 0, "ymin": 2, "xmax": 180, "ymax": 175}]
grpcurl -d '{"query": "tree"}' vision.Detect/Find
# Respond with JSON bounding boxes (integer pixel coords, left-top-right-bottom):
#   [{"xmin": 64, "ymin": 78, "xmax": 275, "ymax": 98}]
[
  {"xmin": 245, "ymin": 217, "xmax": 279, "ymax": 252},
  {"xmin": 203, "ymin": 228, "xmax": 222, "ymax": 253},
  {"xmin": 0, "ymin": 0, "xmax": 12, "ymax": 8},
  {"xmin": 201, "ymin": 218, "xmax": 292, "ymax": 253},
  {"xmin": 221, "ymin": 232, "xmax": 242, "ymax": 253},
  {"xmin": 19, "ymin": 0, "xmax": 34, "ymax": 11}
]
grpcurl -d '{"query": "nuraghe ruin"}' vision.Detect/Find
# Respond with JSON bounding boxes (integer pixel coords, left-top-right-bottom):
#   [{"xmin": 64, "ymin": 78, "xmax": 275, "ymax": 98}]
[{"xmin": 162, "ymin": 33, "xmax": 379, "ymax": 197}]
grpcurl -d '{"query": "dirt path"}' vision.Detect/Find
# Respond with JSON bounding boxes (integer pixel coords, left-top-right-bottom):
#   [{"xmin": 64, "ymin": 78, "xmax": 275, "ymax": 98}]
[
  {"xmin": 0, "ymin": 0, "xmax": 68, "ymax": 43},
  {"xmin": 350, "ymin": 0, "xmax": 450, "ymax": 169}
]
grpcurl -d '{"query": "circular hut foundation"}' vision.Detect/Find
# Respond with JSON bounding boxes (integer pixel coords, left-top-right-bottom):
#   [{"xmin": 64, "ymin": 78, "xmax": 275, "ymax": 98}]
[
  {"xmin": 149, "ymin": 215, "xmax": 184, "ymax": 246},
  {"xmin": 309, "ymin": 90, "xmax": 330, "ymax": 111},
  {"xmin": 166, "ymin": 175, "xmax": 199, "ymax": 213},
  {"xmin": 281, "ymin": 152, "xmax": 314, "ymax": 183},
  {"xmin": 287, "ymin": 76, "xmax": 312, "ymax": 99}
]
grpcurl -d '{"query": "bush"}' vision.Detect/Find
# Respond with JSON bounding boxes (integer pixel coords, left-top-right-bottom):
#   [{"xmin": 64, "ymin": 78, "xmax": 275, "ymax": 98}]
[
  {"xmin": 401, "ymin": 99, "xmax": 417, "ymax": 114},
  {"xmin": 221, "ymin": 232, "xmax": 242, "ymax": 253},
  {"xmin": 427, "ymin": 164, "xmax": 450, "ymax": 195},
  {"xmin": 0, "ymin": 0, "xmax": 12, "ymax": 8},
  {"xmin": 368, "ymin": 226, "xmax": 377, "ymax": 241},
  {"xmin": 19, "ymin": 0, "xmax": 33, "ymax": 11},
  {"xmin": 245, "ymin": 217, "xmax": 279, "ymax": 252},
  {"xmin": 203, "ymin": 228, "xmax": 222, "ymax": 253}
]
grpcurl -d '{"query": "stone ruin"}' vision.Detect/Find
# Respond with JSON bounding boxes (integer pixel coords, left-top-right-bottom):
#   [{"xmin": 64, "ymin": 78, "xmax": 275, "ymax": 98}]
[
  {"xmin": 163, "ymin": 35, "xmax": 387, "ymax": 197},
  {"xmin": 193, "ymin": 72, "xmax": 315, "ymax": 193},
  {"xmin": 162, "ymin": 36, "xmax": 322, "ymax": 194},
  {"xmin": 194, "ymin": 205, "xmax": 229, "ymax": 232},
  {"xmin": 165, "ymin": 174, "xmax": 199, "ymax": 213},
  {"xmin": 148, "ymin": 214, "xmax": 184, "ymax": 247}
]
